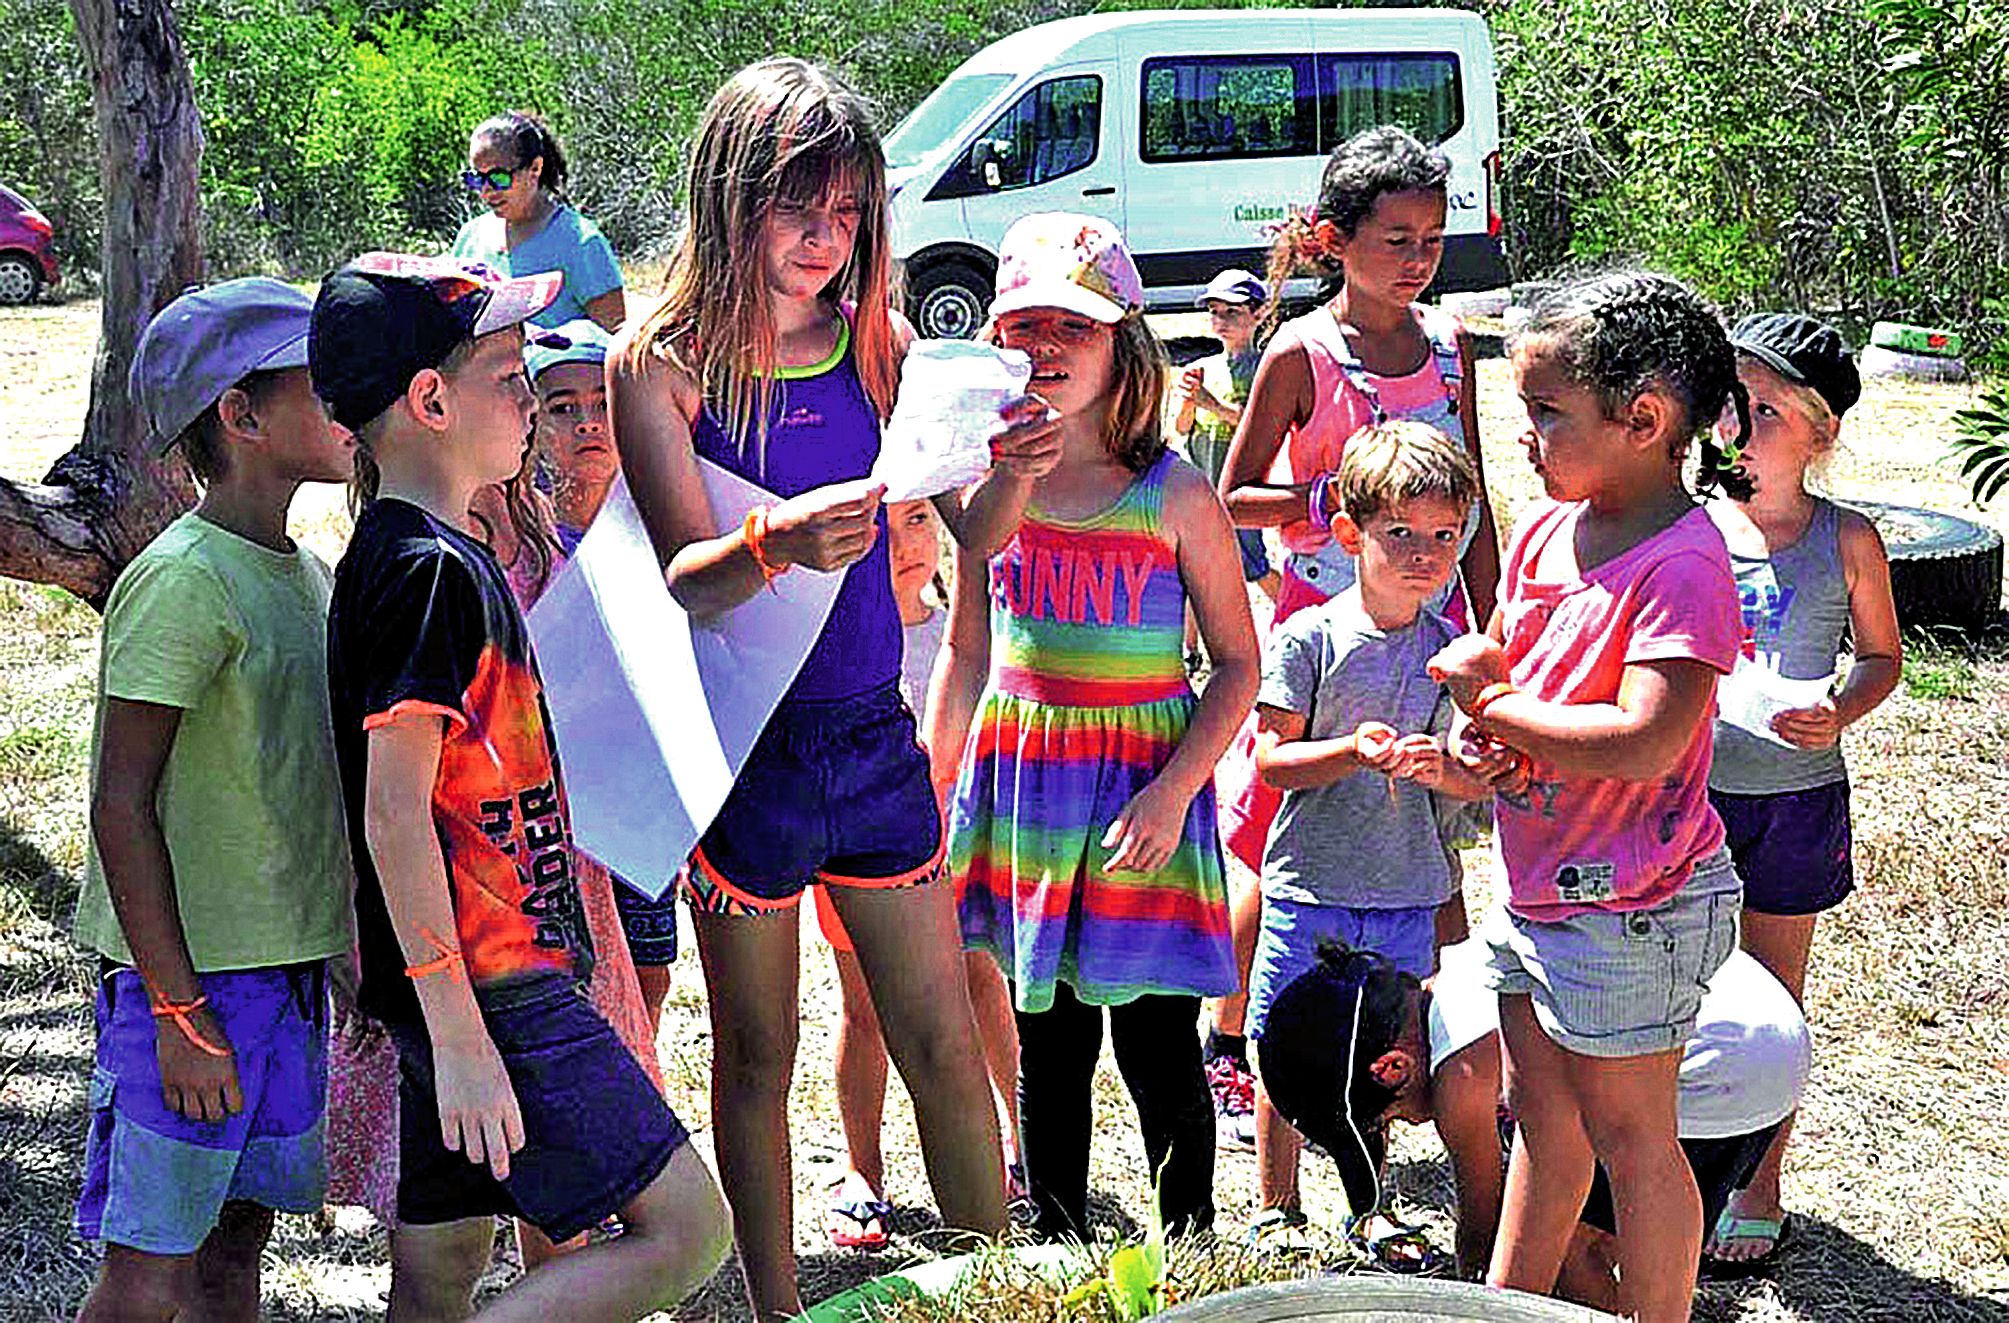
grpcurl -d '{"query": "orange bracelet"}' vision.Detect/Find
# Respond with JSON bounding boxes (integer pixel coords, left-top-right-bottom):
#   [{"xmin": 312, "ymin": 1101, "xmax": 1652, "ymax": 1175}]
[
  {"xmin": 742, "ymin": 506, "xmax": 785, "ymax": 587},
  {"xmin": 149, "ymin": 992, "xmax": 231, "ymax": 1058},
  {"xmin": 404, "ymin": 926, "xmax": 466, "ymax": 984},
  {"xmin": 1469, "ymin": 681, "xmax": 1519, "ymax": 723}
]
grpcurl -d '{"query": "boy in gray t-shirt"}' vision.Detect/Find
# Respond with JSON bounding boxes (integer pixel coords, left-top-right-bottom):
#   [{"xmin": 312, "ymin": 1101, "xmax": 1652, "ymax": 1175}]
[{"xmin": 1243, "ymin": 419, "xmax": 1493, "ymax": 1242}]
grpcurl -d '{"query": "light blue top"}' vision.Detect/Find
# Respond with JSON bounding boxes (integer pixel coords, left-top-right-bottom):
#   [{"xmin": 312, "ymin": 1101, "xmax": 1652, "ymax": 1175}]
[
  {"xmin": 450, "ymin": 203, "xmax": 621, "ymax": 328},
  {"xmin": 1257, "ymin": 588, "xmax": 1459, "ymax": 909}
]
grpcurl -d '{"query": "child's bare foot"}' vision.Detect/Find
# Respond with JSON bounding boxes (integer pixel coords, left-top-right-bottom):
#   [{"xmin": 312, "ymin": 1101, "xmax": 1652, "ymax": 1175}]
[{"xmin": 1702, "ymin": 1190, "xmax": 1789, "ymax": 1275}]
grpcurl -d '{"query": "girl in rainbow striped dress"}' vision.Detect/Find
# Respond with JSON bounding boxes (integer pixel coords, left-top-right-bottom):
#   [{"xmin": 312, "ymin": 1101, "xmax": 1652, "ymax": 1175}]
[{"xmin": 934, "ymin": 214, "xmax": 1259, "ymax": 1242}]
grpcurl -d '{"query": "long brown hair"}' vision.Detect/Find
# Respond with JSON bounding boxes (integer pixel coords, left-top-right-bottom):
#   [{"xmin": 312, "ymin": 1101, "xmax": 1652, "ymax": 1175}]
[{"xmin": 623, "ymin": 59, "xmax": 897, "ymax": 474}]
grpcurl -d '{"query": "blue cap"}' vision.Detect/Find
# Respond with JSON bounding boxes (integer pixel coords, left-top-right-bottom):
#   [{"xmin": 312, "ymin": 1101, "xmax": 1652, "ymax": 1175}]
[
  {"xmin": 525, "ymin": 318, "xmax": 611, "ymax": 384},
  {"xmin": 130, "ymin": 277, "xmax": 314, "ymax": 453}
]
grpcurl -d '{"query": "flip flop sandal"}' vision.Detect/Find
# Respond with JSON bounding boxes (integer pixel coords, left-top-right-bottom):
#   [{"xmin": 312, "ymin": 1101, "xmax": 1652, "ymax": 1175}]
[
  {"xmin": 1701, "ymin": 1212, "xmax": 1790, "ymax": 1280},
  {"xmin": 1244, "ymin": 1206, "xmax": 1314, "ymax": 1254},
  {"xmin": 827, "ymin": 1192, "xmax": 895, "ymax": 1252},
  {"xmin": 1346, "ymin": 1214, "xmax": 1455, "ymax": 1276}
]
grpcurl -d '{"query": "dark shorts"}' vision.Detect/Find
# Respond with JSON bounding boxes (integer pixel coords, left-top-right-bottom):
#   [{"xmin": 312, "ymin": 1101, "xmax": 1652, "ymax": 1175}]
[
  {"xmin": 1235, "ymin": 529, "xmax": 1272, "ymax": 582},
  {"xmin": 388, "ymin": 974, "xmax": 688, "ymax": 1243},
  {"xmin": 1581, "ymin": 1122, "xmax": 1782, "ymax": 1238},
  {"xmin": 687, "ymin": 682, "xmax": 943, "ymax": 915},
  {"xmin": 1711, "ymin": 782, "xmax": 1854, "ymax": 917},
  {"xmin": 612, "ymin": 871, "xmax": 679, "ymax": 967},
  {"xmin": 78, "ymin": 963, "xmax": 328, "ymax": 1254}
]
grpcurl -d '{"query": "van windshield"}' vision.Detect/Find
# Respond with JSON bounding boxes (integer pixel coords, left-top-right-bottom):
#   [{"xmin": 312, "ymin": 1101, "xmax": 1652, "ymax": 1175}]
[{"xmin": 886, "ymin": 73, "xmax": 1013, "ymax": 170}]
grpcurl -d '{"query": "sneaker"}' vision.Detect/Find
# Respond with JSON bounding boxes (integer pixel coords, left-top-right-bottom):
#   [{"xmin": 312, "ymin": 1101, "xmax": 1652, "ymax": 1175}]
[
  {"xmin": 1245, "ymin": 1206, "xmax": 1313, "ymax": 1253},
  {"xmin": 1206, "ymin": 1054, "xmax": 1257, "ymax": 1151}
]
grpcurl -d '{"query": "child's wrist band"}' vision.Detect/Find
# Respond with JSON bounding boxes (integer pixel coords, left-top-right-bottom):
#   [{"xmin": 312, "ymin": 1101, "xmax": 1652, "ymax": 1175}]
[
  {"xmin": 1470, "ymin": 681, "xmax": 1518, "ymax": 722},
  {"xmin": 1308, "ymin": 474, "xmax": 1335, "ymax": 532},
  {"xmin": 742, "ymin": 506, "xmax": 786, "ymax": 587},
  {"xmin": 405, "ymin": 926, "xmax": 467, "ymax": 984},
  {"xmin": 148, "ymin": 992, "xmax": 231, "ymax": 1058}
]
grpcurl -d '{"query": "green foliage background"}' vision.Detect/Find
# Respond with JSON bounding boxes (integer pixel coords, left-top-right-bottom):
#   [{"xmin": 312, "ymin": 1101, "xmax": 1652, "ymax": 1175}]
[{"xmin": 0, "ymin": 0, "xmax": 2004, "ymax": 359}]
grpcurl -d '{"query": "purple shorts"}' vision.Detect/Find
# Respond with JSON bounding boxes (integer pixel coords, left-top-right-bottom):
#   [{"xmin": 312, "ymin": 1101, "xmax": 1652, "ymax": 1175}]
[
  {"xmin": 388, "ymin": 974, "xmax": 688, "ymax": 1243},
  {"xmin": 77, "ymin": 963, "xmax": 328, "ymax": 1255},
  {"xmin": 1711, "ymin": 782, "xmax": 1854, "ymax": 917},
  {"xmin": 688, "ymin": 683, "xmax": 942, "ymax": 915}
]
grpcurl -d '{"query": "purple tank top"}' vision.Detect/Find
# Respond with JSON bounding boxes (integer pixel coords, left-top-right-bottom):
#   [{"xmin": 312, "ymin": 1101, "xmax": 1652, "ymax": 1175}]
[{"xmin": 691, "ymin": 315, "xmax": 899, "ymax": 704}]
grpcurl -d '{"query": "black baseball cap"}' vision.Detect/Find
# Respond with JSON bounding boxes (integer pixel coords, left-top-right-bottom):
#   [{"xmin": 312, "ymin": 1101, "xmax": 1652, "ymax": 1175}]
[
  {"xmin": 1254, "ymin": 942, "xmax": 1416, "ymax": 1220},
  {"xmin": 309, "ymin": 252, "xmax": 561, "ymax": 432},
  {"xmin": 1730, "ymin": 313, "xmax": 1860, "ymax": 420}
]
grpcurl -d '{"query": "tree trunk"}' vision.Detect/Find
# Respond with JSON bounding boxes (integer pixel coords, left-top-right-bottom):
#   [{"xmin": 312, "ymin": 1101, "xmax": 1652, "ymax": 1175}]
[{"xmin": 0, "ymin": 0, "xmax": 202, "ymax": 610}]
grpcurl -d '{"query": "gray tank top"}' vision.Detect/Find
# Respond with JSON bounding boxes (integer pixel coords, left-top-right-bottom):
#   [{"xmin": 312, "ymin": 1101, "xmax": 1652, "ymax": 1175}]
[{"xmin": 1710, "ymin": 498, "xmax": 1850, "ymax": 794}]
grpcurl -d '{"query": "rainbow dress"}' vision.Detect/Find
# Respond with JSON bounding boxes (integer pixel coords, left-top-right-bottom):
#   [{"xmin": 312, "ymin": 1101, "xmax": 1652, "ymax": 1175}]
[{"xmin": 952, "ymin": 451, "xmax": 1237, "ymax": 1012}]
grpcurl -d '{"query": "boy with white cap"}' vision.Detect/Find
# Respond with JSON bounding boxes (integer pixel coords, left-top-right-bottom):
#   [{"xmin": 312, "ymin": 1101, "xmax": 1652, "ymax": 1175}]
[
  {"xmin": 1174, "ymin": 268, "xmax": 1282, "ymax": 607},
  {"xmin": 73, "ymin": 278, "xmax": 358, "ymax": 1321}
]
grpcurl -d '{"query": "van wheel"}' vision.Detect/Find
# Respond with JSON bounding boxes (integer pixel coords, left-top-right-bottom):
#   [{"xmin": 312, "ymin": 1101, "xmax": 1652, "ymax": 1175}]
[
  {"xmin": 910, "ymin": 261, "xmax": 991, "ymax": 340},
  {"xmin": 0, "ymin": 254, "xmax": 42, "ymax": 305},
  {"xmin": 1842, "ymin": 500, "xmax": 2003, "ymax": 631}
]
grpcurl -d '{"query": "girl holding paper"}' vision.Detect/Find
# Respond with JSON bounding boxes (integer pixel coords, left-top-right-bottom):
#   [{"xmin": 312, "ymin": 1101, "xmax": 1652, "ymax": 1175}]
[
  {"xmin": 1700, "ymin": 315, "xmax": 1900, "ymax": 1274},
  {"xmin": 607, "ymin": 58, "xmax": 1058, "ymax": 1320}
]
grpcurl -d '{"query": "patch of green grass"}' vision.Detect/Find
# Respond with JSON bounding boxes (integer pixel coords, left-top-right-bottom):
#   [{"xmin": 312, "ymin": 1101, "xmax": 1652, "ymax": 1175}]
[
  {"xmin": 1903, "ymin": 633, "xmax": 1982, "ymax": 701},
  {"xmin": 0, "ymin": 725, "xmax": 79, "ymax": 781}
]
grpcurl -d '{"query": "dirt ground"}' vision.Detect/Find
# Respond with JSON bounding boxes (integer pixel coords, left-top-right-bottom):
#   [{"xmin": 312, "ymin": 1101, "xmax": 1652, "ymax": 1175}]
[{"xmin": 1, "ymin": 300, "xmax": 2006, "ymax": 1321}]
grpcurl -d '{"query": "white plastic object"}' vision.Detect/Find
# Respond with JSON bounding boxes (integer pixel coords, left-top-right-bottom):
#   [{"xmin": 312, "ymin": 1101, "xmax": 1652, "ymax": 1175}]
[{"xmin": 871, "ymin": 339, "xmax": 1035, "ymax": 502}]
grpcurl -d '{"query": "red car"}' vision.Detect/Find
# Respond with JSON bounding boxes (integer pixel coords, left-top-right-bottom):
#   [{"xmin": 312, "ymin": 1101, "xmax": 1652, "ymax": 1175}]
[{"xmin": 0, "ymin": 183, "xmax": 59, "ymax": 305}]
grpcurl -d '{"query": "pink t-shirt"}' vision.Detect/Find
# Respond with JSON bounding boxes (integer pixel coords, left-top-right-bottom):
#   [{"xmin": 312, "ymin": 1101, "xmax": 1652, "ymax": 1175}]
[{"xmin": 1494, "ymin": 500, "xmax": 1741, "ymax": 920}]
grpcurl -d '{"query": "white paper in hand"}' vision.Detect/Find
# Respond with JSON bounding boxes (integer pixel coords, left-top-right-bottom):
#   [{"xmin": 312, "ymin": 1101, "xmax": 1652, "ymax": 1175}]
[
  {"xmin": 871, "ymin": 339, "xmax": 1033, "ymax": 502},
  {"xmin": 527, "ymin": 467, "xmax": 845, "ymax": 897},
  {"xmin": 1716, "ymin": 659, "xmax": 1835, "ymax": 747}
]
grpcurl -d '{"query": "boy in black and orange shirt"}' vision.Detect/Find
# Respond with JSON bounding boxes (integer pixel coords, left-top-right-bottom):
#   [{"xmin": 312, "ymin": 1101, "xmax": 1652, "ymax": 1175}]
[{"xmin": 312, "ymin": 254, "xmax": 727, "ymax": 1321}]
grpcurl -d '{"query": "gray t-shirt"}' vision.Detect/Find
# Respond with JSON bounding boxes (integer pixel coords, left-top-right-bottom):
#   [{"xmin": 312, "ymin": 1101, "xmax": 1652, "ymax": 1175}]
[
  {"xmin": 1257, "ymin": 589, "xmax": 1458, "ymax": 909},
  {"xmin": 900, "ymin": 608, "xmax": 946, "ymax": 717}
]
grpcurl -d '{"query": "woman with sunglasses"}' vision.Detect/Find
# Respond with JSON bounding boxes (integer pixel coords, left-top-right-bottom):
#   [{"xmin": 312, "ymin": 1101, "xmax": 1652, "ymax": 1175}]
[{"xmin": 451, "ymin": 110, "xmax": 627, "ymax": 332}]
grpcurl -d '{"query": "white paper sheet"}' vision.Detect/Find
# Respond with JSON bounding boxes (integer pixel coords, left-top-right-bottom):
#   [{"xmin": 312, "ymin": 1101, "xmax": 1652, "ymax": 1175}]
[
  {"xmin": 870, "ymin": 339, "xmax": 1033, "ymax": 502},
  {"xmin": 527, "ymin": 466, "xmax": 845, "ymax": 897},
  {"xmin": 1716, "ymin": 659, "xmax": 1835, "ymax": 747}
]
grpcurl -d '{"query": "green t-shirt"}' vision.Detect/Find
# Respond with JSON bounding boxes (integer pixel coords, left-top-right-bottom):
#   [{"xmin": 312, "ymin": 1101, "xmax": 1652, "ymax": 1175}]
[
  {"xmin": 74, "ymin": 513, "xmax": 353, "ymax": 971},
  {"xmin": 1179, "ymin": 346, "xmax": 1261, "ymax": 485}
]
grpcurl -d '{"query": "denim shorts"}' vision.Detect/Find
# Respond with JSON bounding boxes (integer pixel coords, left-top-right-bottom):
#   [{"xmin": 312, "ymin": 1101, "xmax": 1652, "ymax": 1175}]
[
  {"xmin": 1711, "ymin": 782, "xmax": 1854, "ymax": 917},
  {"xmin": 688, "ymin": 683, "xmax": 942, "ymax": 915},
  {"xmin": 1246, "ymin": 895, "xmax": 1435, "ymax": 1040},
  {"xmin": 1483, "ymin": 848, "xmax": 1742, "ymax": 1058},
  {"xmin": 77, "ymin": 963, "xmax": 328, "ymax": 1255},
  {"xmin": 388, "ymin": 974, "xmax": 689, "ymax": 1242}
]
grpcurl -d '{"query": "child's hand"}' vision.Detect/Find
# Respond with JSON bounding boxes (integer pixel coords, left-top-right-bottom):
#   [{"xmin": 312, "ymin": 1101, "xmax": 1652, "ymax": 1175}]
[
  {"xmin": 767, "ymin": 481, "xmax": 886, "ymax": 572},
  {"xmin": 1389, "ymin": 733, "xmax": 1447, "ymax": 789},
  {"xmin": 1353, "ymin": 721, "xmax": 1400, "ymax": 771},
  {"xmin": 1428, "ymin": 636, "xmax": 1511, "ymax": 714},
  {"xmin": 1770, "ymin": 698, "xmax": 1841, "ymax": 749},
  {"xmin": 155, "ymin": 1007, "xmax": 242, "ymax": 1123},
  {"xmin": 1454, "ymin": 727, "xmax": 1531, "ymax": 797},
  {"xmin": 433, "ymin": 1032, "xmax": 526, "ymax": 1181},
  {"xmin": 1175, "ymin": 367, "xmax": 1219, "ymax": 415},
  {"xmin": 1101, "ymin": 780, "xmax": 1189, "ymax": 875},
  {"xmin": 990, "ymin": 395, "xmax": 1063, "ymax": 481}
]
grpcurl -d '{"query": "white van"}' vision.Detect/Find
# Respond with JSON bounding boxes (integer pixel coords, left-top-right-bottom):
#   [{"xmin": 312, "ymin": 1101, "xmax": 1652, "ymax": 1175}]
[{"xmin": 883, "ymin": 8, "xmax": 1508, "ymax": 338}]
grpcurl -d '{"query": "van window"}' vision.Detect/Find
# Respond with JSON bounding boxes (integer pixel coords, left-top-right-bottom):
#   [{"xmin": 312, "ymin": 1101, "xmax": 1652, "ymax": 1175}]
[
  {"xmin": 926, "ymin": 76, "xmax": 1102, "ymax": 201},
  {"xmin": 1140, "ymin": 55, "xmax": 1317, "ymax": 162},
  {"xmin": 1317, "ymin": 53, "xmax": 1464, "ymax": 149},
  {"xmin": 885, "ymin": 72, "xmax": 1013, "ymax": 171}
]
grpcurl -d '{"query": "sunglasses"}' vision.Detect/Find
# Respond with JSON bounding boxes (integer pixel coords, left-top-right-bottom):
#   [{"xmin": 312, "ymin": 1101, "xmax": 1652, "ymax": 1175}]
[{"xmin": 461, "ymin": 167, "xmax": 519, "ymax": 193}]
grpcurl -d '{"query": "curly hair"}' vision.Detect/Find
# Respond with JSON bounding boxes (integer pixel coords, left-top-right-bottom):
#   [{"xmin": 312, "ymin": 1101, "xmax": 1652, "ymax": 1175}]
[
  {"xmin": 1513, "ymin": 271, "xmax": 1754, "ymax": 499},
  {"xmin": 472, "ymin": 110, "xmax": 567, "ymax": 197},
  {"xmin": 1266, "ymin": 126, "xmax": 1451, "ymax": 315}
]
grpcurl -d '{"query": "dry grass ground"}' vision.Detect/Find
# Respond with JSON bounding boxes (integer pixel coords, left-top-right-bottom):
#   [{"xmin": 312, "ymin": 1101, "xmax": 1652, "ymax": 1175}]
[{"xmin": 1, "ymin": 300, "xmax": 2005, "ymax": 1321}]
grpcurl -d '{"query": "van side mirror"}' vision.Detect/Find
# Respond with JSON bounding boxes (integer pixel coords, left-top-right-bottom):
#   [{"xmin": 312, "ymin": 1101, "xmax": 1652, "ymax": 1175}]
[
  {"xmin": 972, "ymin": 137, "xmax": 1010, "ymax": 190},
  {"xmin": 983, "ymin": 160, "xmax": 1002, "ymax": 188}
]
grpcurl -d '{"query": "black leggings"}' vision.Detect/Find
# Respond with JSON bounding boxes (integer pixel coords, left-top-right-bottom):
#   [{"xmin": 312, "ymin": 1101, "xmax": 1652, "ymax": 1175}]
[{"xmin": 1015, "ymin": 982, "xmax": 1215, "ymax": 1240}]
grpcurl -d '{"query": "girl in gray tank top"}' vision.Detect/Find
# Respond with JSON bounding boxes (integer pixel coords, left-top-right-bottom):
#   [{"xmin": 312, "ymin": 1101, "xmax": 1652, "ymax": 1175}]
[{"xmin": 1699, "ymin": 314, "xmax": 1903, "ymax": 1275}]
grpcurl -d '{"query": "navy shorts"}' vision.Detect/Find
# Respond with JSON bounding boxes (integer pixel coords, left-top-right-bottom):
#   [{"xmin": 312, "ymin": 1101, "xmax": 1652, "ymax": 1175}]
[
  {"xmin": 612, "ymin": 872, "xmax": 679, "ymax": 967},
  {"xmin": 388, "ymin": 975, "xmax": 688, "ymax": 1242},
  {"xmin": 688, "ymin": 683, "xmax": 943, "ymax": 915},
  {"xmin": 1581, "ymin": 1122, "xmax": 1782, "ymax": 1238},
  {"xmin": 1235, "ymin": 529, "xmax": 1272, "ymax": 582},
  {"xmin": 1711, "ymin": 782, "xmax": 1854, "ymax": 917}
]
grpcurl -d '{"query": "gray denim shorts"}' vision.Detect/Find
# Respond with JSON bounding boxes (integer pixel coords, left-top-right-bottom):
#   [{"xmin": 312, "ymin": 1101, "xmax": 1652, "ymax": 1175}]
[{"xmin": 1483, "ymin": 848, "xmax": 1742, "ymax": 1058}]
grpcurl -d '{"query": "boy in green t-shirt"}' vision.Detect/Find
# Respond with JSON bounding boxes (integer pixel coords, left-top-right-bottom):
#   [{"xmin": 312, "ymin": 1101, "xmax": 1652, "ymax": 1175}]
[
  {"xmin": 72, "ymin": 279, "xmax": 357, "ymax": 1321},
  {"xmin": 1174, "ymin": 268, "xmax": 1282, "ymax": 611}
]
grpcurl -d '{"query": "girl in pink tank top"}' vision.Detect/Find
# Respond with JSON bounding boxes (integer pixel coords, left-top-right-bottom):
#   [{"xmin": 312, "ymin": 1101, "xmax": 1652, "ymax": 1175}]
[{"xmin": 1200, "ymin": 132, "xmax": 1506, "ymax": 1103}]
